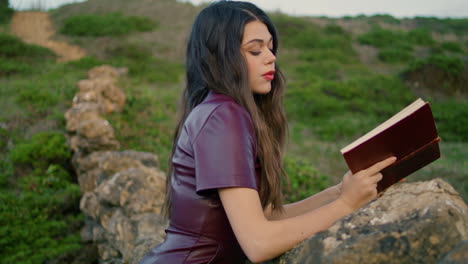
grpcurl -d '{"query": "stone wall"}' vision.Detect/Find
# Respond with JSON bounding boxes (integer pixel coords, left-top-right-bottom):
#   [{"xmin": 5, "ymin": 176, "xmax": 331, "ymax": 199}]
[{"xmin": 65, "ymin": 65, "xmax": 167, "ymax": 264}]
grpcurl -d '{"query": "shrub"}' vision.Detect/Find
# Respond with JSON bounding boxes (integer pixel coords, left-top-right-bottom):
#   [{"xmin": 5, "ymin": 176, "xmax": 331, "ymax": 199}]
[
  {"xmin": 1, "ymin": 129, "xmax": 82, "ymax": 262},
  {"xmin": 440, "ymin": 41, "xmax": 464, "ymax": 53},
  {"xmin": 407, "ymin": 28, "xmax": 434, "ymax": 46},
  {"xmin": 432, "ymin": 100, "xmax": 468, "ymax": 142},
  {"xmin": 0, "ymin": 183, "xmax": 83, "ymax": 263},
  {"xmin": 283, "ymin": 156, "xmax": 329, "ymax": 203},
  {"xmin": 107, "ymin": 42, "xmax": 183, "ymax": 83},
  {"xmin": 358, "ymin": 28, "xmax": 405, "ymax": 48},
  {"xmin": 10, "ymin": 132, "xmax": 71, "ymax": 170},
  {"xmin": 370, "ymin": 14, "xmax": 400, "ymax": 25},
  {"xmin": 271, "ymin": 14, "xmax": 321, "ymax": 49},
  {"xmin": 60, "ymin": 12, "xmax": 156, "ymax": 36},
  {"xmin": 408, "ymin": 55, "xmax": 464, "ymax": 76},
  {"xmin": 285, "ymin": 75, "xmax": 414, "ymax": 141},
  {"xmin": 0, "ymin": 0, "xmax": 14, "ymax": 24},
  {"xmin": 378, "ymin": 47, "xmax": 413, "ymax": 63},
  {"xmin": 414, "ymin": 17, "xmax": 468, "ymax": 36},
  {"xmin": 358, "ymin": 27, "xmax": 434, "ymax": 51}
]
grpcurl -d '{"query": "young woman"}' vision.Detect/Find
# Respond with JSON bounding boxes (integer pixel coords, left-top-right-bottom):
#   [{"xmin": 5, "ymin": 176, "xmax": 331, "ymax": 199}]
[{"xmin": 139, "ymin": 1, "xmax": 395, "ymax": 263}]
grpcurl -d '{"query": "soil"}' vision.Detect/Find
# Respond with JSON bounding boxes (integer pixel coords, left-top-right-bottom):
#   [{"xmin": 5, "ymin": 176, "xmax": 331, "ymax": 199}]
[{"xmin": 9, "ymin": 11, "xmax": 86, "ymax": 62}]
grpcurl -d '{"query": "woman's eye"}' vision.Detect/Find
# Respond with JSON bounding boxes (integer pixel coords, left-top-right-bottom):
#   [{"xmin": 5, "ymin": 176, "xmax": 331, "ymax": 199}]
[{"xmin": 249, "ymin": 51, "xmax": 261, "ymax": 56}]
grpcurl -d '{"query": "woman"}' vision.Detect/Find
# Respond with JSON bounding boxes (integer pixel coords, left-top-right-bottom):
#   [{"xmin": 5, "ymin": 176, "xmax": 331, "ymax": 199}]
[{"xmin": 140, "ymin": 1, "xmax": 395, "ymax": 263}]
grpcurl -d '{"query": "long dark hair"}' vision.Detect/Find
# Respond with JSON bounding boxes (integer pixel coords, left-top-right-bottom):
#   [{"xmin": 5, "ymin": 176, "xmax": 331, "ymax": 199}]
[{"xmin": 163, "ymin": 0, "xmax": 288, "ymax": 218}]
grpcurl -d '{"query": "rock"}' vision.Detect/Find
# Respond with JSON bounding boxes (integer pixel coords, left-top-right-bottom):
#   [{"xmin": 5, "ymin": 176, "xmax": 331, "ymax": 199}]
[
  {"xmin": 88, "ymin": 65, "xmax": 128, "ymax": 80},
  {"xmin": 65, "ymin": 106, "xmax": 101, "ymax": 132},
  {"xmin": 438, "ymin": 240, "xmax": 468, "ymax": 264},
  {"xmin": 268, "ymin": 179, "xmax": 467, "ymax": 264},
  {"xmin": 75, "ymin": 118, "xmax": 120, "ymax": 154},
  {"xmin": 79, "ymin": 165, "xmax": 167, "ymax": 264},
  {"xmin": 74, "ymin": 151, "xmax": 159, "ymax": 193},
  {"xmin": 94, "ymin": 78, "xmax": 126, "ymax": 113}
]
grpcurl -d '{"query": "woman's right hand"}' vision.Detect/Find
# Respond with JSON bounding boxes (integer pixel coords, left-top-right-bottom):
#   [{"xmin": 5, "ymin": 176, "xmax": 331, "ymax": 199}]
[{"xmin": 338, "ymin": 157, "xmax": 397, "ymax": 211}]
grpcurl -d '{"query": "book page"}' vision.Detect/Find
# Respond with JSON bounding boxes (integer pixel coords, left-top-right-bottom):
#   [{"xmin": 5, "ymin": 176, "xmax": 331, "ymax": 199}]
[{"xmin": 341, "ymin": 98, "xmax": 425, "ymax": 153}]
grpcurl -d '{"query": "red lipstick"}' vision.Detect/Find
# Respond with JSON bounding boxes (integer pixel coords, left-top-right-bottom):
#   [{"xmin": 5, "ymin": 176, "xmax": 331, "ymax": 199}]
[{"xmin": 262, "ymin": 70, "xmax": 275, "ymax": 80}]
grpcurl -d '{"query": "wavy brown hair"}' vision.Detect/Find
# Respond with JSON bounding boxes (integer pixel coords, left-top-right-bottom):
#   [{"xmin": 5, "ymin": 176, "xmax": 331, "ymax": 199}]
[{"xmin": 163, "ymin": 0, "xmax": 288, "ymax": 218}]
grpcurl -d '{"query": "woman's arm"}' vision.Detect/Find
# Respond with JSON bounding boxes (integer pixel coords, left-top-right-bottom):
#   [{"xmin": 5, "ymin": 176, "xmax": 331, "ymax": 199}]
[
  {"xmin": 219, "ymin": 157, "xmax": 395, "ymax": 263},
  {"xmin": 264, "ymin": 182, "xmax": 341, "ymax": 220}
]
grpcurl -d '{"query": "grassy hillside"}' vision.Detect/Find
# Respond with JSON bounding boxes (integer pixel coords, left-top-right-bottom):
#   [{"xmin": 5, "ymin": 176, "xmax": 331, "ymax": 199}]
[{"xmin": 1, "ymin": 0, "xmax": 467, "ymax": 262}]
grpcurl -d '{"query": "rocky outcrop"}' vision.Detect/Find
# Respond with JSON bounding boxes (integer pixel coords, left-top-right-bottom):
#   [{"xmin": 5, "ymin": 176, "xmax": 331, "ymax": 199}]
[
  {"xmin": 267, "ymin": 179, "xmax": 467, "ymax": 264},
  {"xmin": 66, "ymin": 65, "xmax": 167, "ymax": 264}
]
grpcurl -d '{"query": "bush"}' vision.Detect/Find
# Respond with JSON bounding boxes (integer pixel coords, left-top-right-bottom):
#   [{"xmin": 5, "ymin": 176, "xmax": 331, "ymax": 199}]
[
  {"xmin": 107, "ymin": 42, "xmax": 183, "ymax": 83},
  {"xmin": 358, "ymin": 27, "xmax": 434, "ymax": 51},
  {"xmin": 285, "ymin": 75, "xmax": 414, "ymax": 141},
  {"xmin": 440, "ymin": 41, "xmax": 464, "ymax": 53},
  {"xmin": 378, "ymin": 47, "xmax": 413, "ymax": 63},
  {"xmin": 370, "ymin": 14, "xmax": 400, "ymax": 25},
  {"xmin": 60, "ymin": 12, "xmax": 157, "ymax": 36},
  {"xmin": 10, "ymin": 132, "xmax": 71, "ymax": 170},
  {"xmin": 0, "ymin": 184, "xmax": 83, "ymax": 263},
  {"xmin": 407, "ymin": 28, "xmax": 434, "ymax": 46},
  {"xmin": 1, "ymin": 129, "xmax": 82, "ymax": 263},
  {"xmin": 432, "ymin": 100, "xmax": 468, "ymax": 142},
  {"xmin": 414, "ymin": 17, "xmax": 468, "ymax": 36},
  {"xmin": 271, "ymin": 14, "xmax": 321, "ymax": 49},
  {"xmin": 283, "ymin": 156, "xmax": 329, "ymax": 203},
  {"xmin": 358, "ymin": 28, "xmax": 405, "ymax": 48},
  {"xmin": 0, "ymin": 0, "xmax": 14, "ymax": 24},
  {"xmin": 408, "ymin": 55, "xmax": 464, "ymax": 76}
]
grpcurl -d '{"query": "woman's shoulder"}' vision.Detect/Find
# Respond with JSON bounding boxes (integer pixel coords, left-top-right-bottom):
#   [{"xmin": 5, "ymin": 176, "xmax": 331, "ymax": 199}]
[{"xmin": 184, "ymin": 91, "xmax": 254, "ymax": 139}]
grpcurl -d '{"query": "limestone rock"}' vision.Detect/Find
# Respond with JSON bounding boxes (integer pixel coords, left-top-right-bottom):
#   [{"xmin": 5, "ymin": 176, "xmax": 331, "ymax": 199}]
[
  {"xmin": 74, "ymin": 150, "xmax": 159, "ymax": 193},
  {"xmin": 88, "ymin": 65, "xmax": 128, "ymax": 80},
  {"xmin": 438, "ymin": 240, "xmax": 468, "ymax": 264},
  {"xmin": 268, "ymin": 179, "xmax": 467, "ymax": 264},
  {"xmin": 65, "ymin": 106, "xmax": 101, "ymax": 132},
  {"xmin": 79, "ymin": 165, "xmax": 167, "ymax": 264},
  {"xmin": 75, "ymin": 118, "xmax": 120, "ymax": 154}
]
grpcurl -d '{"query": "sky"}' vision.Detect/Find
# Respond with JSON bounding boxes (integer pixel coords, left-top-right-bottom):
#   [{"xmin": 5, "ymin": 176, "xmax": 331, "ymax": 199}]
[{"xmin": 9, "ymin": 0, "xmax": 468, "ymax": 18}]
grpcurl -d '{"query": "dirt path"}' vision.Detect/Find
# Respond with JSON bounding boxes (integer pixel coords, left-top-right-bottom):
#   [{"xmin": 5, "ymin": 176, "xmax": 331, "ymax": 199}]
[{"xmin": 9, "ymin": 11, "xmax": 86, "ymax": 62}]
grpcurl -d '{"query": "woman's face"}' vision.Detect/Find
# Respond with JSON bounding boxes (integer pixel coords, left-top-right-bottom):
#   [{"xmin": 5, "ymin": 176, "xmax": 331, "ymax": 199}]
[{"xmin": 241, "ymin": 21, "xmax": 276, "ymax": 94}]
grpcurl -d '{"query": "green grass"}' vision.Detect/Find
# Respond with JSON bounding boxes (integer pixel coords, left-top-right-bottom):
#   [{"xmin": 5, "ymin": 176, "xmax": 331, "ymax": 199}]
[
  {"xmin": 60, "ymin": 12, "xmax": 157, "ymax": 36},
  {"xmin": 0, "ymin": 33, "xmax": 56, "ymax": 76},
  {"xmin": 0, "ymin": 36, "xmax": 104, "ymax": 262}
]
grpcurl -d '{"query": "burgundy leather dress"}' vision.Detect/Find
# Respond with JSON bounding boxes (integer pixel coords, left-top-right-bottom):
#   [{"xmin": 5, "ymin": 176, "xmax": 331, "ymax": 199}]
[{"xmin": 139, "ymin": 91, "xmax": 260, "ymax": 264}]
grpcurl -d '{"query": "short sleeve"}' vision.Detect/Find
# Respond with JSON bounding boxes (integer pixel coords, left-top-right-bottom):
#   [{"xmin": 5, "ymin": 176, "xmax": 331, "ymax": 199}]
[{"xmin": 192, "ymin": 102, "xmax": 257, "ymax": 194}]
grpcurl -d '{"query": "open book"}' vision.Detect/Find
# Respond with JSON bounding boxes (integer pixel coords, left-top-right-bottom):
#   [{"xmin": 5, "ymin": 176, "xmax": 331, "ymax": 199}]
[{"xmin": 341, "ymin": 98, "xmax": 441, "ymax": 192}]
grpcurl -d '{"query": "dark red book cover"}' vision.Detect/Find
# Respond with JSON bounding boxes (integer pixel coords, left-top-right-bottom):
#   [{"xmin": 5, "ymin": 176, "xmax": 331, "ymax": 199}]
[{"xmin": 341, "ymin": 99, "xmax": 441, "ymax": 192}]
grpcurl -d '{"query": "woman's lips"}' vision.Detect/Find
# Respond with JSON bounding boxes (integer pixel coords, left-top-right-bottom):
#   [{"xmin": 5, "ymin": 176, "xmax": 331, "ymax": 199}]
[{"xmin": 262, "ymin": 71, "xmax": 275, "ymax": 80}]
